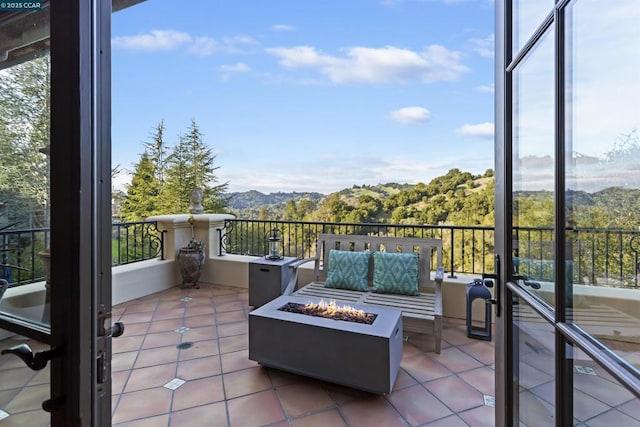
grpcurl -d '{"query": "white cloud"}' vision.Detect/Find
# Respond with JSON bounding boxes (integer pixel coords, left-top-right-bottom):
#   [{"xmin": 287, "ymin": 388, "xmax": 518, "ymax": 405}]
[
  {"xmin": 112, "ymin": 30, "xmax": 192, "ymax": 51},
  {"xmin": 222, "ymin": 150, "xmax": 495, "ymax": 194},
  {"xmin": 223, "ymin": 35, "xmax": 258, "ymax": 45},
  {"xmin": 272, "ymin": 24, "xmax": 295, "ymax": 32},
  {"xmin": 470, "ymin": 34, "xmax": 494, "ymax": 58},
  {"xmin": 113, "ymin": 31, "xmax": 259, "ymax": 56},
  {"xmin": 477, "ymin": 84, "xmax": 494, "ymax": 93},
  {"xmin": 266, "ymin": 44, "xmax": 468, "ymax": 84},
  {"xmin": 218, "ymin": 62, "xmax": 251, "ymax": 81},
  {"xmin": 222, "ymin": 155, "xmax": 447, "ymax": 193},
  {"xmin": 389, "ymin": 106, "xmax": 431, "ymax": 124},
  {"xmin": 219, "ymin": 35, "xmax": 259, "ymax": 53},
  {"xmin": 218, "ymin": 62, "xmax": 251, "ymax": 73},
  {"xmin": 188, "ymin": 37, "xmax": 218, "ymax": 55},
  {"xmin": 456, "ymin": 122, "xmax": 495, "ymax": 138}
]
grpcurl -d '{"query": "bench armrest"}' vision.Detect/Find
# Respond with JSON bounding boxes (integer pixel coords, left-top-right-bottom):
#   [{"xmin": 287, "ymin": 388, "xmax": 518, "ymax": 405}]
[
  {"xmin": 283, "ymin": 256, "xmax": 318, "ymax": 295},
  {"xmin": 433, "ymin": 266, "xmax": 445, "ymax": 316},
  {"xmin": 434, "ymin": 266, "xmax": 444, "ymax": 283}
]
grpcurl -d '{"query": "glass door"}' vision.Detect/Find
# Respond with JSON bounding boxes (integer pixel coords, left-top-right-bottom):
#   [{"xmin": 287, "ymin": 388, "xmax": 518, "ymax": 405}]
[
  {"xmin": 496, "ymin": 0, "xmax": 640, "ymax": 426},
  {"xmin": 0, "ymin": 1, "xmax": 115, "ymax": 425},
  {"xmin": 1, "ymin": 6, "xmax": 54, "ymax": 425},
  {"xmin": 509, "ymin": 23, "xmax": 557, "ymax": 426}
]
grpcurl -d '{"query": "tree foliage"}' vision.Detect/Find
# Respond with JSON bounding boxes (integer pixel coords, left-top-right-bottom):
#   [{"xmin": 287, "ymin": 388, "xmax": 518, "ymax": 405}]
[
  {"xmin": 120, "ymin": 153, "xmax": 161, "ymax": 221},
  {"xmin": 121, "ymin": 119, "xmax": 229, "ymax": 220},
  {"xmin": 0, "ymin": 56, "xmax": 50, "ymax": 228}
]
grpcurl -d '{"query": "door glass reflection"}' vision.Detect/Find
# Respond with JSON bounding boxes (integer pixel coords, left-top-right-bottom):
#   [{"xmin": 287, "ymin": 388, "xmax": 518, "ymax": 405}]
[
  {"xmin": 512, "ymin": 28, "xmax": 555, "ymax": 306},
  {"xmin": 569, "ymin": 344, "xmax": 638, "ymax": 424},
  {"xmin": 512, "ymin": 296, "xmax": 556, "ymax": 426},
  {"xmin": 0, "ymin": 333, "xmax": 50, "ymax": 425},
  {"xmin": 0, "ymin": 50, "xmax": 51, "ymax": 329},
  {"xmin": 564, "ymin": 0, "xmax": 640, "ymax": 364},
  {"xmin": 512, "ymin": 0, "xmax": 554, "ymax": 54}
]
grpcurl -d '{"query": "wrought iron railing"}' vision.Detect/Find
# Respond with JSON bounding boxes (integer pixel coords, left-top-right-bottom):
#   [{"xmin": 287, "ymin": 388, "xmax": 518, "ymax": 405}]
[
  {"xmin": 111, "ymin": 221, "xmax": 165, "ymax": 266},
  {"xmin": 219, "ymin": 219, "xmax": 640, "ymax": 289},
  {"xmin": 0, "ymin": 221, "xmax": 165, "ymax": 287},
  {"xmin": 0, "ymin": 227, "xmax": 50, "ymax": 286}
]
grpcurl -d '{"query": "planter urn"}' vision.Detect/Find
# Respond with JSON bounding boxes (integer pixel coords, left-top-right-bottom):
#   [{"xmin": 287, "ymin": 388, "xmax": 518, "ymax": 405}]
[{"xmin": 178, "ymin": 247, "xmax": 204, "ymax": 288}]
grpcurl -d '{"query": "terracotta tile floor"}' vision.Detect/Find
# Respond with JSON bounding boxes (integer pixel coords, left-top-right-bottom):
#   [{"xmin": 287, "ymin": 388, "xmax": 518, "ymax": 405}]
[{"xmin": 1, "ymin": 283, "xmax": 638, "ymax": 426}]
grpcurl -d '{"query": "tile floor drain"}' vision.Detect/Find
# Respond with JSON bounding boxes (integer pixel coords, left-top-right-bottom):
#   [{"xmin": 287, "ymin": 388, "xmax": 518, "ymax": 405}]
[
  {"xmin": 164, "ymin": 378, "xmax": 186, "ymax": 390},
  {"xmin": 483, "ymin": 395, "xmax": 496, "ymax": 407},
  {"xmin": 177, "ymin": 342, "xmax": 194, "ymax": 349},
  {"xmin": 575, "ymin": 365, "xmax": 596, "ymax": 375}
]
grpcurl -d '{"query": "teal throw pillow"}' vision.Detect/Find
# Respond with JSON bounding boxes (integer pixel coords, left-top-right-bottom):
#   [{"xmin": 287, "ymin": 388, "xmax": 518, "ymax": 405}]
[
  {"xmin": 324, "ymin": 249, "xmax": 371, "ymax": 291},
  {"xmin": 372, "ymin": 251, "xmax": 420, "ymax": 296}
]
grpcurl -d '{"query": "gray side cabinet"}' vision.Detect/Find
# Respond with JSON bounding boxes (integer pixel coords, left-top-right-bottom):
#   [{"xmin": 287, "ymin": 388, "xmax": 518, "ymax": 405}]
[{"xmin": 249, "ymin": 257, "xmax": 297, "ymax": 307}]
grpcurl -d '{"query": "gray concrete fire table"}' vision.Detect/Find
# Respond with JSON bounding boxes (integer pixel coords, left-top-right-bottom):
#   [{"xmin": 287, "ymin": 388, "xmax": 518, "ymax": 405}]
[{"xmin": 249, "ymin": 294, "xmax": 403, "ymax": 394}]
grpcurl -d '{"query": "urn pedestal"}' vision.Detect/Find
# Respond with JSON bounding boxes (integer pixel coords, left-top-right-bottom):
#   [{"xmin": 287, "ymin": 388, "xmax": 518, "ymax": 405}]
[{"xmin": 178, "ymin": 248, "xmax": 204, "ymax": 288}]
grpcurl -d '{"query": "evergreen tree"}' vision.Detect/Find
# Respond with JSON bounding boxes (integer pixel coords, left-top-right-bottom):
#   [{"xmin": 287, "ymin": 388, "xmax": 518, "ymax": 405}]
[
  {"xmin": 163, "ymin": 119, "xmax": 228, "ymax": 213},
  {"xmin": 143, "ymin": 120, "xmax": 168, "ymax": 186},
  {"xmin": 120, "ymin": 153, "xmax": 161, "ymax": 221},
  {"xmin": 284, "ymin": 200, "xmax": 299, "ymax": 220}
]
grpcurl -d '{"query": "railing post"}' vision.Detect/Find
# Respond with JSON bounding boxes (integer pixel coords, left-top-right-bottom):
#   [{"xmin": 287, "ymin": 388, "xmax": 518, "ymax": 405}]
[
  {"xmin": 631, "ymin": 235, "xmax": 640, "ymax": 288},
  {"xmin": 449, "ymin": 228, "xmax": 457, "ymax": 279}
]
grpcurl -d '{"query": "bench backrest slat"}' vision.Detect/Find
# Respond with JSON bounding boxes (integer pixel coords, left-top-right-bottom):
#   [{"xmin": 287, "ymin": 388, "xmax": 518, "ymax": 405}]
[{"xmin": 313, "ymin": 233, "xmax": 443, "ymax": 291}]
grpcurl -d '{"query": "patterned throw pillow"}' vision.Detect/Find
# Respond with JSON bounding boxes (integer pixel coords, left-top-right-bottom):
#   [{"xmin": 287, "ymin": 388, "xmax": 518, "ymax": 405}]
[
  {"xmin": 371, "ymin": 251, "xmax": 420, "ymax": 296},
  {"xmin": 324, "ymin": 250, "xmax": 371, "ymax": 291}
]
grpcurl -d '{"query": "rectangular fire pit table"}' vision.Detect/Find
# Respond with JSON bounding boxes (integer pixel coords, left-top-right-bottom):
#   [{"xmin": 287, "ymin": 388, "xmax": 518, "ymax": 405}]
[{"xmin": 249, "ymin": 295, "xmax": 403, "ymax": 394}]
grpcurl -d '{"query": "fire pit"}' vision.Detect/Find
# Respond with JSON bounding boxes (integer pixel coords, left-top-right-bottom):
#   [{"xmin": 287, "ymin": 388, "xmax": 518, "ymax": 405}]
[
  {"xmin": 249, "ymin": 295, "xmax": 403, "ymax": 394},
  {"xmin": 278, "ymin": 299, "xmax": 377, "ymax": 324}
]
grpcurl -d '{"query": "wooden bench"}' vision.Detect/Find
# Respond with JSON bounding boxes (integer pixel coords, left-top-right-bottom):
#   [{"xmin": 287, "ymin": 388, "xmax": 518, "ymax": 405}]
[{"xmin": 283, "ymin": 234, "xmax": 445, "ymax": 353}]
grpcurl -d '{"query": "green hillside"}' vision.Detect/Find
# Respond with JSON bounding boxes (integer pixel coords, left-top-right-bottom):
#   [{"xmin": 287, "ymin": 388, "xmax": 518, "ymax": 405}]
[
  {"xmin": 226, "ymin": 168, "xmax": 496, "ymax": 226},
  {"xmin": 226, "ymin": 167, "xmax": 640, "ymax": 235}
]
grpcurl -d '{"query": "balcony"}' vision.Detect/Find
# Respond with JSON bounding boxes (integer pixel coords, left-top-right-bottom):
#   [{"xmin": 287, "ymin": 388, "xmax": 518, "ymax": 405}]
[
  {"xmin": 2, "ymin": 281, "xmax": 499, "ymax": 426},
  {"xmin": 0, "ymin": 215, "xmax": 639, "ymax": 425}
]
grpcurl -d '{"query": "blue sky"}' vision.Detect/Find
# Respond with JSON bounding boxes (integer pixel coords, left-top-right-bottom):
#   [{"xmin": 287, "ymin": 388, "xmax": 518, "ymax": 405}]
[{"xmin": 111, "ymin": 0, "xmax": 495, "ymax": 194}]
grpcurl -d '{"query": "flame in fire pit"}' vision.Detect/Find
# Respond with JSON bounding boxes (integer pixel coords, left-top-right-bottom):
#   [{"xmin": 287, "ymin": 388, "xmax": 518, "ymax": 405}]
[
  {"xmin": 305, "ymin": 299, "xmax": 366, "ymax": 319},
  {"xmin": 278, "ymin": 299, "xmax": 377, "ymax": 324}
]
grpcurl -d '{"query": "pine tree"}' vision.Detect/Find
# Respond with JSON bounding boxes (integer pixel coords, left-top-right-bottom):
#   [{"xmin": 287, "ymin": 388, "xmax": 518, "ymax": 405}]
[
  {"xmin": 163, "ymin": 119, "xmax": 228, "ymax": 213},
  {"xmin": 120, "ymin": 153, "xmax": 161, "ymax": 221},
  {"xmin": 143, "ymin": 120, "xmax": 168, "ymax": 186}
]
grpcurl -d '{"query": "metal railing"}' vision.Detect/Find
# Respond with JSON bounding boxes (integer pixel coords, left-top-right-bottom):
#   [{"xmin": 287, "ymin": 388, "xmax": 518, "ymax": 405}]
[
  {"xmin": 0, "ymin": 227, "xmax": 50, "ymax": 286},
  {"xmin": 219, "ymin": 219, "xmax": 640, "ymax": 289},
  {"xmin": 0, "ymin": 221, "xmax": 165, "ymax": 287},
  {"xmin": 111, "ymin": 221, "xmax": 165, "ymax": 266},
  {"xmin": 219, "ymin": 219, "xmax": 494, "ymax": 276}
]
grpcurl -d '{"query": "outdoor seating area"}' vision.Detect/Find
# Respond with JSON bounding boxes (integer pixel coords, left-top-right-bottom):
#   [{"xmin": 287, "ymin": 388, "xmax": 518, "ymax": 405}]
[
  {"xmin": 284, "ymin": 234, "xmax": 446, "ymax": 354},
  {"xmin": 1, "ymin": 282, "xmax": 497, "ymax": 426},
  {"xmin": 1, "ymin": 280, "xmax": 640, "ymax": 425}
]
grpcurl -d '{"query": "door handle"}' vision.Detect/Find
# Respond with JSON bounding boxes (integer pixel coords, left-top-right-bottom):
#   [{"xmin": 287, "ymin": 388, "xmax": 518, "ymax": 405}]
[
  {"xmin": 1, "ymin": 343, "xmax": 61, "ymax": 371},
  {"xmin": 482, "ymin": 254, "xmax": 501, "ymax": 317},
  {"xmin": 512, "ymin": 274, "xmax": 541, "ymax": 289},
  {"xmin": 111, "ymin": 321, "xmax": 125, "ymax": 338}
]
